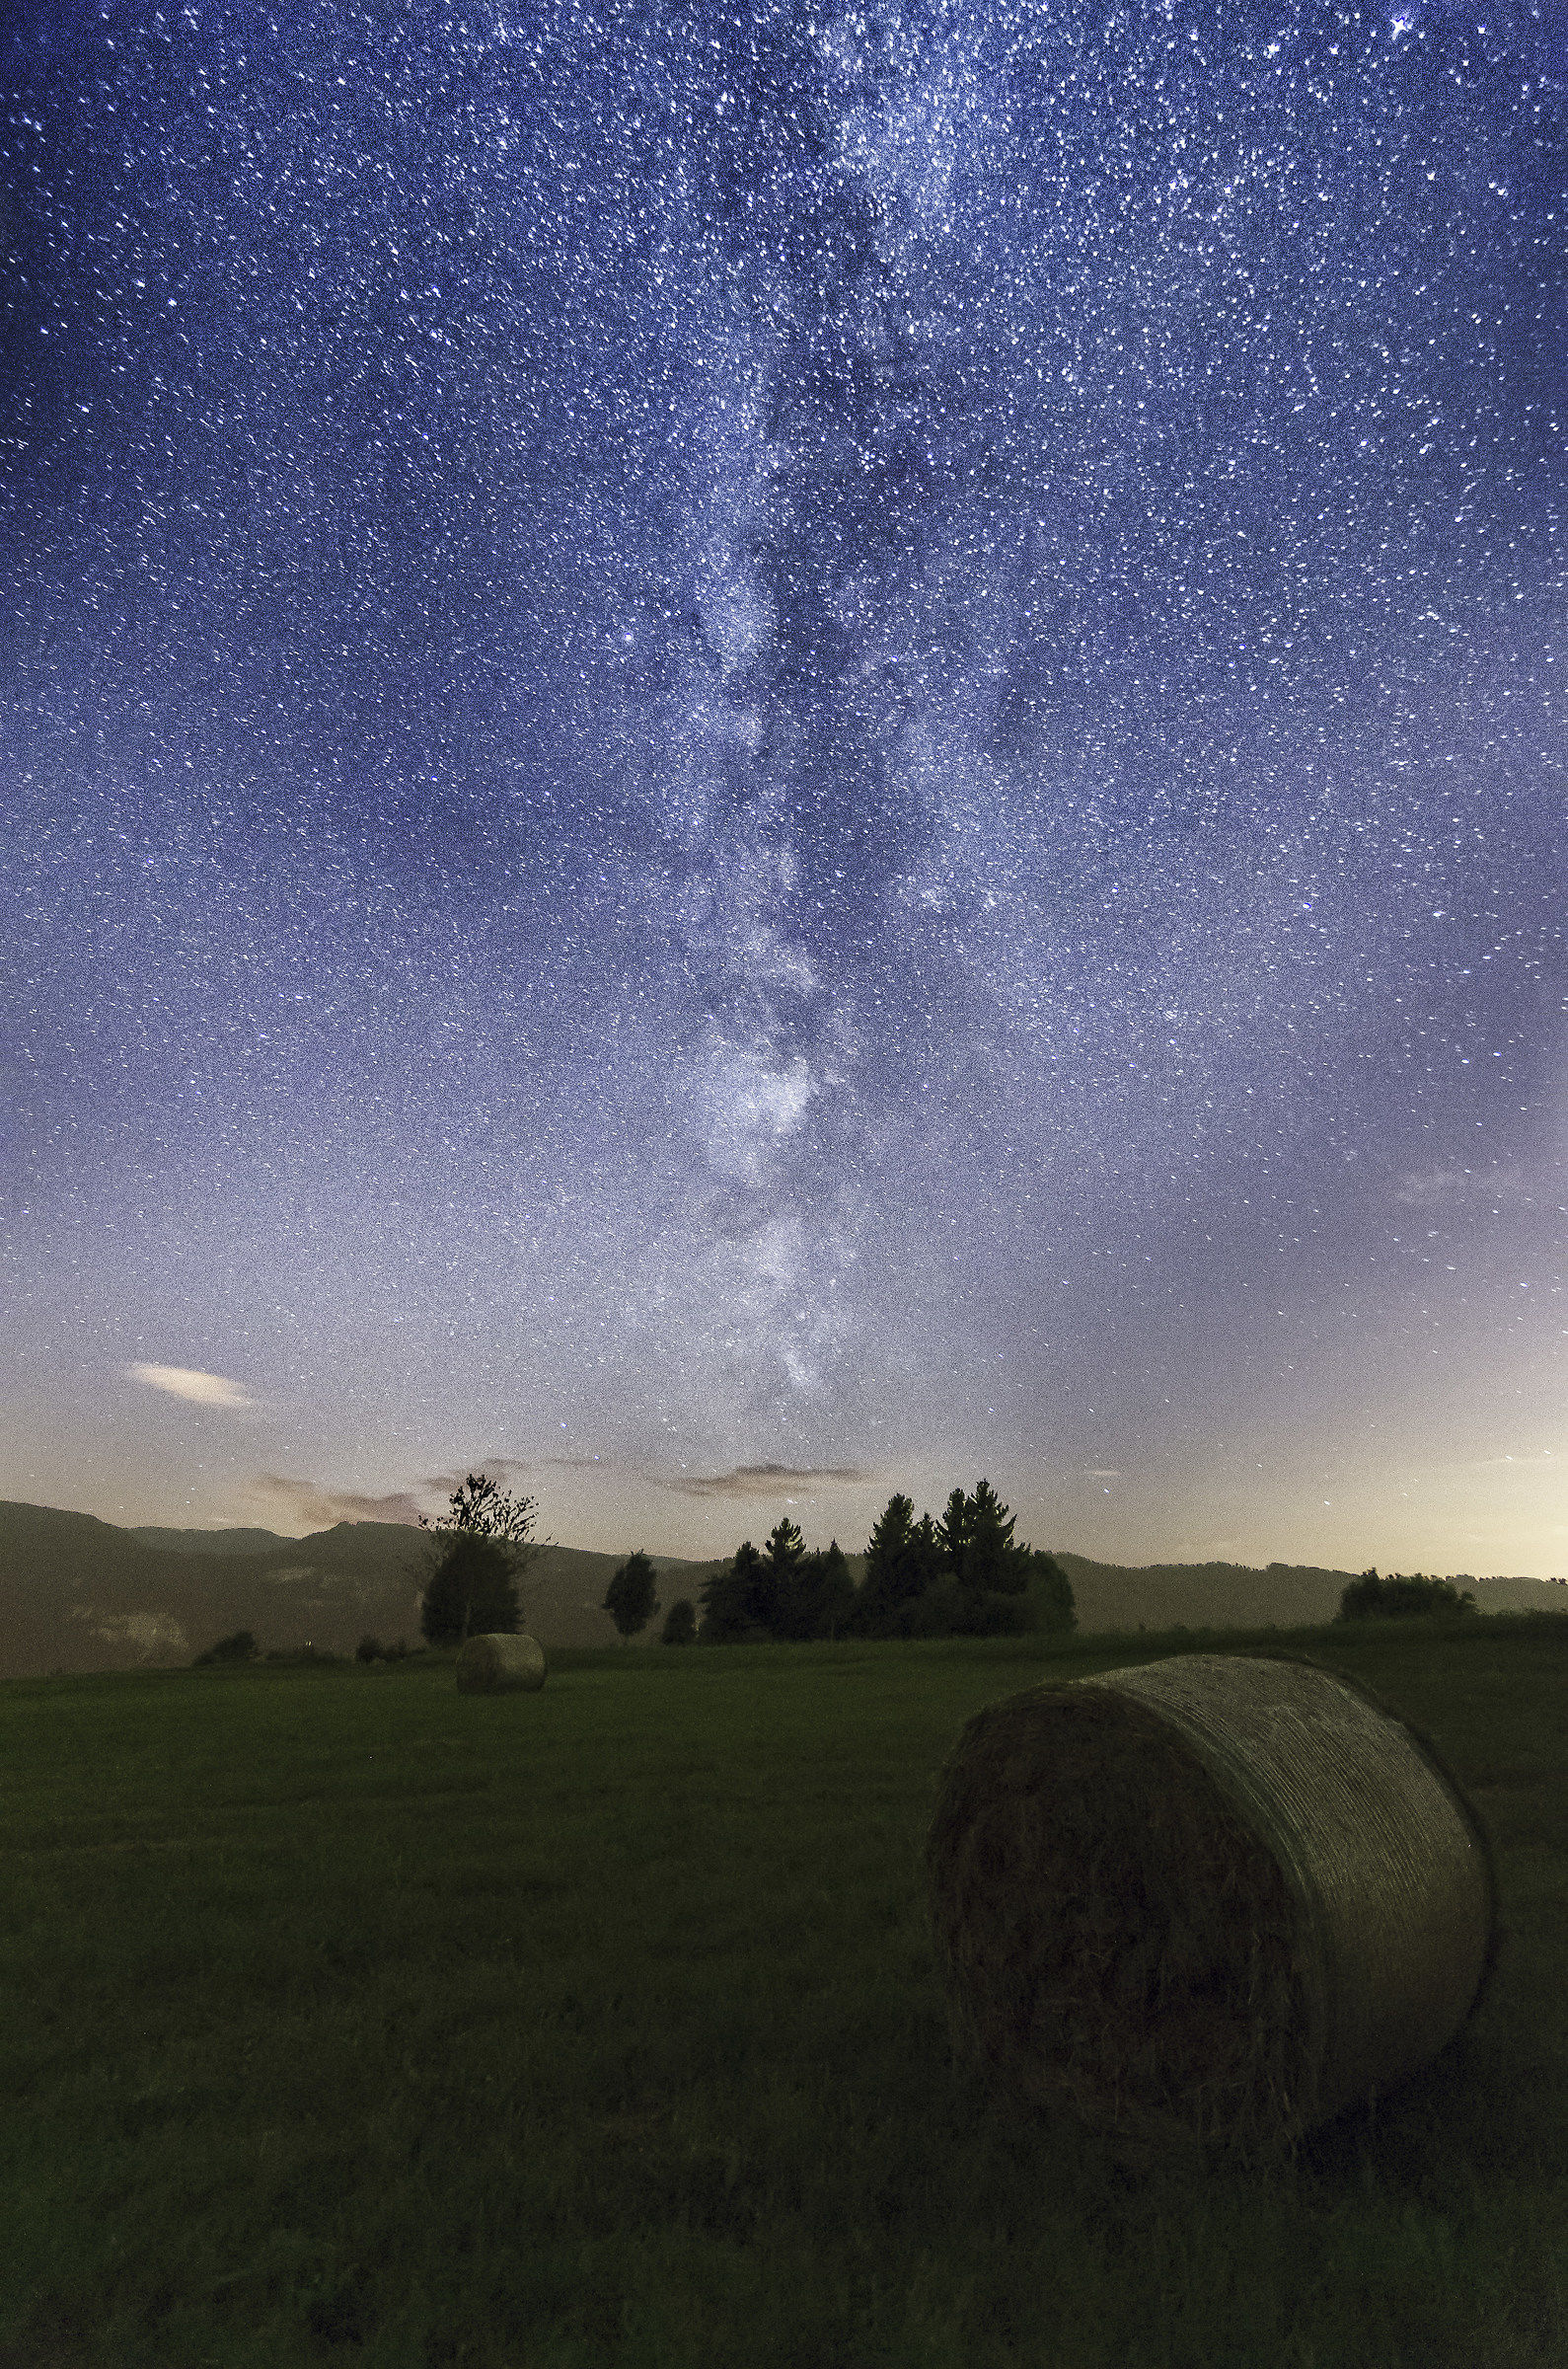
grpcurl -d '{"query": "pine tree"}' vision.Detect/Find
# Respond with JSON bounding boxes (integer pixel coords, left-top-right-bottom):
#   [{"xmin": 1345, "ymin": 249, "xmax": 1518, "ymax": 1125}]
[
  {"xmin": 752, "ymin": 1516, "xmax": 806, "ymax": 1637},
  {"xmin": 767, "ymin": 1535, "xmax": 856, "ymax": 1641},
  {"xmin": 799, "ymin": 1540, "xmax": 857, "ymax": 1641},
  {"xmin": 959, "ymin": 1479, "xmax": 1018, "ymax": 1591},
  {"xmin": 849, "ymin": 1494, "xmax": 940, "ymax": 1636},
  {"xmin": 697, "ymin": 1541, "xmax": 768, "ymax": 1642}
]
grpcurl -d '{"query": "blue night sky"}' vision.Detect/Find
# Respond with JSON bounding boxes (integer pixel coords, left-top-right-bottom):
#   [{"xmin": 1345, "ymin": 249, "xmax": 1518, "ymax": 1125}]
[{"xmin": 4, "ymin": 0, "xmax": 1562, "ymax": 1573}]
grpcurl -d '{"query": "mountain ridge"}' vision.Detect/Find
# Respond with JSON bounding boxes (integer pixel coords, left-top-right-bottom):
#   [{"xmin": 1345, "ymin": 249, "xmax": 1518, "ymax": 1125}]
[{"xmin": 0, "ymin": 1498, "xmax": 1560, "ymax": 1680}]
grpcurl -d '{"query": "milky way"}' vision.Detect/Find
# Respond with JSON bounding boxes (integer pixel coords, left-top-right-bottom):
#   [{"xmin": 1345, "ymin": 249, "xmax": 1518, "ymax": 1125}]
[{"xmin": 4, "ymin": 1, "xmax": 1563, "ymax": 1570}]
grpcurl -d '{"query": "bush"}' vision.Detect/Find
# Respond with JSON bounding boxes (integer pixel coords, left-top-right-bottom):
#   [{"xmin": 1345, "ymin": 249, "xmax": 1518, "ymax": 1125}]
[
  {"xmin": 193, "ymin": 1630, "xmax": 261, "ymax": 1667},
  {"xmin": 263, "ymin": 1644, "xmax": 349, "ymax": 1665},
  {"xmin": 1029, "ymin": 1551, "xmax": 1078, "ymax": 1635},
  {"xmin": 1337, "ymin": 1569, "xmax": 1477, "ymax": 1621},
  {"xmin": 901, "ymin": 1584, "xmax": 1040, "ymax": 1640},
  {"xmin": 604, "ymin": 1550, "xmax": 661, "ymax": 1642},
  {"xmin": 660, "ymin": 1598, "xmax": 698, "ymax": 1645},
  {"xmin": 421, "ymin": 1534, "xmax": 521, "ymax": 1648},
  {"xmin": 355, "ymin": 1634, "xmax": 383, "ymax": 1663}
]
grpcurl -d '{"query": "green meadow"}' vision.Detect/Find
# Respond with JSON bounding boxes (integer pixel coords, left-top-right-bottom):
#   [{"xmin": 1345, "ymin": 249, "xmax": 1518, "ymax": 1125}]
[{"xmin": 2, "ymin": 1617, "xmax": 1563, "ymax": 2369}]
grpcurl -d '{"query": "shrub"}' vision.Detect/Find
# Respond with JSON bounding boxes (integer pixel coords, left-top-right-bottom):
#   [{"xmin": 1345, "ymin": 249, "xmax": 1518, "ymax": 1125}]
[
  {"xmin": 421, "ymin": 1533, "xmax": 521, "ymax": 1647},
  {"xmin": 355, "ymin": 1635, "xmax": 383, "ymax": 1663},
  {"xmin": 1028, "ymin": 1550, "xmax": 1078, "ymax": 1634},
  {"xmin": 902, "ymin": 1584, "xmax": 1039, "ymax": 1640},
  {"xmin": 660, "ymin": 1598, "xmax": 698, "ymax": 1645},
  {"xmin": 193, "ymin": 1630, "xmax": 261, "ymax": 1667},
  {"xmin": 1337, "ymin": 1570, "xmax": 1476, "ymax": 1621},
  {"xmin": 604, "ymin": 1550, "xmax": 661, "ymax": 1641}
]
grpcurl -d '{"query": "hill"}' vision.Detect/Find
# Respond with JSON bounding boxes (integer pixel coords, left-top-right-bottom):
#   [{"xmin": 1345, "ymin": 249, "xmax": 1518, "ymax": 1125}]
[
  {"xmin": 130, "ymin": 1525, "xmax": 298, "ymax": 1558},
  {"xmin": 1053, "ymin": 1551, "xmax": 1568, "ymax": 1633},
  {"xmin": 0, "ymin": 1500, "xmax": 1561, "ymax": 1679},
  {"xmin": 0, "ymin": 1500, "xmax": 733, "ymax": 1679}
]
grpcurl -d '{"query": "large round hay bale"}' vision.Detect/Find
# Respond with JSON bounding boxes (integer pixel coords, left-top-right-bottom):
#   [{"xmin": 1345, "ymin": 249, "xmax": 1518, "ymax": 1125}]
[
  {"xmin": 925, "ymin": 1653, "xmax": 1496, "ymax": 2158},
  {"xmin": 455, "ymin": 1632, "xmax": 546, "ymax": 1693}
]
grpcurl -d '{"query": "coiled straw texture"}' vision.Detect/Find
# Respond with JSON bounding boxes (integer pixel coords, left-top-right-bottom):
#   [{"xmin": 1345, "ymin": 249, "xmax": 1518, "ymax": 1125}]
[
  {"xmin": 455, "ymin": 1632, "xmax": 547, "ymax": 1693},
  {"xmin": 925, "ymin": 1653, "xmax": 1494, "ymax": 2159}
]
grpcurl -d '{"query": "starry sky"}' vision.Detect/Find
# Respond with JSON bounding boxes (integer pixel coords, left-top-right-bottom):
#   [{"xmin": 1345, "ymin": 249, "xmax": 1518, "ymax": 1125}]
[{"xmin": 4, "ymin": 0, "xmax": 1563, "ymax": 1575}]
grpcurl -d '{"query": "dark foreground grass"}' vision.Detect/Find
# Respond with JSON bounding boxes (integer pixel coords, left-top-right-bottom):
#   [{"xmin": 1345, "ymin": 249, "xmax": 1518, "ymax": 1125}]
[{"xmin": 1, "ymin": 1618, "xmax": 1563, "ymax": 2369}]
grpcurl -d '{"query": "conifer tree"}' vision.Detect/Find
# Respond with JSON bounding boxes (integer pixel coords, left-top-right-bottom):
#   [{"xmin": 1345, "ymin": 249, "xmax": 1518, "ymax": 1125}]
[
  {"xmin": 770, "ymin": 1535, "xmax": 857, "ymax": 1641},
  {"xmin": 955, "ymin": 1479, "xmax": 1018, "ymax": 1592},
  {"xmin": 753, "ymin": 1515, "xmax": 806, "ymax": 1636},
  {"xmin": 697, "ymin": 1540, "xmax": 768, "ymax": 1642},
  {"xmin": 849, "ymin": 1494, "xmax": 940, "ymax": 1636}
]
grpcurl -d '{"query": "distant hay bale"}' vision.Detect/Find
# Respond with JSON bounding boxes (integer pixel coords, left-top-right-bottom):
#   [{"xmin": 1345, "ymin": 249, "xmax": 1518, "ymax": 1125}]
[
  {"xmin": 925, "ymin": 1653, "xmax": 1496, "ymax": 2160},
  {"xmin": 455, "ymin": 1633, "xmax": 546, "ymax": 1694}
]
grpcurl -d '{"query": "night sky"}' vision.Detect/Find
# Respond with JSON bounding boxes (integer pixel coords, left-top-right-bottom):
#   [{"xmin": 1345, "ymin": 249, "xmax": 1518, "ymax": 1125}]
[{"xmin": 4, "ymin": 0, "xmax": 1562, "ymax": 1575}]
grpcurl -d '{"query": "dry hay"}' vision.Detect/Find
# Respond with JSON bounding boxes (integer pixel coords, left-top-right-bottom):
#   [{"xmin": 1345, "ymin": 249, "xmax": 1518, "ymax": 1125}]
[
  {"xmin": 455, "ymin": 1632, "xmax": 547, "ymax": 1693},
  {"xmin": 925, "ymin": 1652, "xmax": 1496, "ymax": 2160}
]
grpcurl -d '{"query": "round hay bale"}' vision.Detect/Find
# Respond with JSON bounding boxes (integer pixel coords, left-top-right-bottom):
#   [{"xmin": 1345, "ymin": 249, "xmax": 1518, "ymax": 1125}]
[
  {"xmin": 925, "ymin": 1652, "xmax": 1495, "ymax": 2158},
  {"xmin": 455, "ymin": 1632, "xmax": 546, "ymax": 1694}
]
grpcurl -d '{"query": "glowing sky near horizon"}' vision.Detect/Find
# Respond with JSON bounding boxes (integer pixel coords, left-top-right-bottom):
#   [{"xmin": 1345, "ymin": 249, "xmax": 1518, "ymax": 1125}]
[{"xmin": 4, "ymin": 0, "xmax": 1563, "ymax": 1574}]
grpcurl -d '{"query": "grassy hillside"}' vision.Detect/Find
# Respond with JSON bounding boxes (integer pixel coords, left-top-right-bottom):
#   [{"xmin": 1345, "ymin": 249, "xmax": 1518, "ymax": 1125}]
[
  {"xmin": 129, "ymin": 1526, "xmax": 298, "ymax": 1557},
  {"xmin": 1056, "ymin": 1551, "xmax": 1568, "ymax": 1633},
  {"xmin": 0, "ymin": 1501, "xmax": 737, "ymax": 1677},
  {"xmin": 0, "ymin": 1616, "xmax": 1562, "ymax": 2367}
]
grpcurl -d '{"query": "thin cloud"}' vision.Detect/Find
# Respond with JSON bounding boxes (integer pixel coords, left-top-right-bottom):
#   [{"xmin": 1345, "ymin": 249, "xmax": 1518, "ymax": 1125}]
[
  {"xmin": 420, "ymin": 1457, "xmax": 542, "ymax": 1492},
  {"xmin": 1393, "ymin": 1166, "xmax": 1536, "ymax": 1209},
  {"xmin": 1083, "ymin": 1469, "xmax": 1123, "ymax": 1480},
  {"xmin": 128, "ymin": 1362, "xmax": 253, "ymax": 1410},
  {"xmin": 656, "ymin": 1461, "xmax": 873, "ymax": 1499},
  {"xmin": 249, "ymin": 1473, "xmax": 426, "ymax": 1529}
]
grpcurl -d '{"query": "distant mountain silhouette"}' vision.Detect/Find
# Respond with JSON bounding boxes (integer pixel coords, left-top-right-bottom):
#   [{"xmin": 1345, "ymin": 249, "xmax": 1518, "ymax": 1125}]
[
  {"xmin": 0, "ymin": 1500, "xmax": 731, "ymax": 1678},
  {"xmin": 130, "ymin": 1525, "xmax": 296, "ymax": 1557},
  {"xmin": 0, "ymin": 1500, "xmax": 1559, "ymax": 1679}
]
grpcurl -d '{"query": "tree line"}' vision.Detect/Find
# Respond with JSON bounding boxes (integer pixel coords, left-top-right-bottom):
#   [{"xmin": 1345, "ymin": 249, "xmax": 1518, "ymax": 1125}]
[
  {"xmin": 1335, "ymin": 1569, "xmax": 1476, "ymax": 1621},
  {"xmin": 187, "ymin": 1548, "xmax": 1491, "ymax": 1671},
  {"xmin": 406, "ymin": 1471, "xmax": 1077, "ymax": 1649}
]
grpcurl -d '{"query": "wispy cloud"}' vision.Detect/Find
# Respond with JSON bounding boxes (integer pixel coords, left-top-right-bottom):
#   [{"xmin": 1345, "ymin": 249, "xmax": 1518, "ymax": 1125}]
[
  {"xmin": 127, "ymin": 1362, "xmax": 253, "ymax": 1410},
  {"xmin": 1393, "ymin": 1166, "xmax": 1539, "ymax": 1210},
  {"xmin": 1083, "ymin": 1469, "xmax": 1123, "ymax": 1480},
  {"xmin": 248, "ymin": 1473, "xmax": 426, "ymax": 1529},
  {"xmin": 420, "ymin": 1457, "xmax": 542, "ymax": 1492},
  {"xmin": 655, "ymin": 1461, "xmax": 873, "ymax": 1499}
]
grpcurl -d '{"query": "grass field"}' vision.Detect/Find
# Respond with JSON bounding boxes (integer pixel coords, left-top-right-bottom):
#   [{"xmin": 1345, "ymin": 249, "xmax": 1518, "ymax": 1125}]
[{"xmin": 2, "ymin": 1617, "xmax": 1563, "ymax": 2368}]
